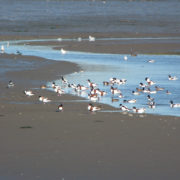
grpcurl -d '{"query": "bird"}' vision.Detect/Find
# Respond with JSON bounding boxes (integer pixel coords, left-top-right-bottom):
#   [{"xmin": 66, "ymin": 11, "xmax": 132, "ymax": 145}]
[
  {"xmin": 76, "ymin": 84, "xmax": 88, "ymax": 91},
  {"xmin": 77, "ymin": 37, "xmax": 82, "ymax": 42},
  {"xmin": 123, "ymin": 99, "xmax": 137, "ymax": 103},
  {"xmin": 148, "ymin": 59, "xmax": 155, "ymax": 63},
  {"xmin": 24, "ymin": 90, "xmax": 34, "ymax": 96},
  {"xmin": 148, "ymin": 101, "xmax": 156, "ymax": 109},
  {"xmin": 88, "ymin": 94, "xmax": 99, "ymax": 102},
  {"xmin": 112, "ymin": 97, "xmax": 119, "ymax": 102},
  {"xmin": 61, "ymin": 76, "xmax": 68, "ymax": 84},
  {"xmin": 57, "ymin": 104, "xmax": 64, "ymax": 112},
  {"xmin": 147, "ymin": 95, "xmax": 154, "ymax": 101},
  {"xmin": 145, "ymin": 77, "xmax": 156, "ymax": 86},
  {"xmin": 132, "ymin": 107, "xmax": 146, "ymax": 113},
  {"xmin": 119, "ymin": 104, "xmax": 130, "ymax": 111},
  {"xmin": 88, "ymin": 103, "xmax": 101, "ymax": 112},
  {"xmin": 60, "ymin": 48, "xmax": 67, "ymax": 54},
  {"xmin": 166, "ymin": 90, "xmax": 171, "ymax": 95},
  {"xmin": 16, "ymin": 50, "xmax": 22, "ymax": 55},
  {"xmin": 155, "ymin": 86, "xmax": 164, "ymax": 91},
  {"xmin": 170, "ymin": 100, "xmax": 180, "ymax": 108},
  {"xmin": 1, "ymin": 45, "xmax": 5, "ymax": 53},
  {"xmin": 87, "ymin": 79, "xmax": 97, "ymax": 88},
  {"xmin": 168, "ymin": 75, "xmax": 178, "ymax": 81},
  {"xmin": 119, "ymin": 93, "xmax": 124, "ymax": 98},
  {"xmin": 124, "ymin": 56, "xmax": 128, "ymax": 61},
  {"xmin": 89, "ymin": 35, "xmax": 95, "ymax": 42},
  {"xmin": 7, "ymin": 80, "xmax": 15, "ymax": 88},
  {"xmin": 39, "ymin": 96, "xmax": 51, "ymax": 103},
  {"xmin": 132, "ymin": 90, "xmax": 140, "ymax": 95},
  {"xmin": 110, "ymin": 86, "xmax": 121, "ymax": 94}
]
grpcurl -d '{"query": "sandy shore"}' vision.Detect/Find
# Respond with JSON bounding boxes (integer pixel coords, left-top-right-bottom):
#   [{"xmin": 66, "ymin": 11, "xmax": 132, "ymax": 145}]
[
  {"xmin": 1, "ymin": 0, "xmax": 180, "ymax": 179},
  {"xmin": 1, "ymin": 47, "xmax": 180, "ymax": 180}
]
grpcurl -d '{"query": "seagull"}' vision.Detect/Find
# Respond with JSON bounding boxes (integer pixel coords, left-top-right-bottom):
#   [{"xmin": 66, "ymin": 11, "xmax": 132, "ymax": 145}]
[
  {"xmin": 89, "ymin": 35, "xmax": 95, "ymax": 42},
  {"xmin": 60, "ymin": 48, "xmax": 67, "ymax": 54}
]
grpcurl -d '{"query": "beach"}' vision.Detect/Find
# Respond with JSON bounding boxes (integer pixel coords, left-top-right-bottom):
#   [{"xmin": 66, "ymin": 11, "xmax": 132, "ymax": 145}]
[{"xmin": 1, "ymin": 0, "xmax": 180, "ymax": 179}]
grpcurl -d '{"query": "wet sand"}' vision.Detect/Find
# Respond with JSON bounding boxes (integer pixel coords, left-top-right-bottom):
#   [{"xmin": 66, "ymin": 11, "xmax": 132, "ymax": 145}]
[{"xmin": 1, "ymin": 0, "xmax": 180, "ymax": 179}]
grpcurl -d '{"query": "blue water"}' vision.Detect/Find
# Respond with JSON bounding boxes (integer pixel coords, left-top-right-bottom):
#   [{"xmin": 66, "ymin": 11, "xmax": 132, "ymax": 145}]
[{"xmin": 1, "ymin": 39, "xmax": 180, "ymax": 117}]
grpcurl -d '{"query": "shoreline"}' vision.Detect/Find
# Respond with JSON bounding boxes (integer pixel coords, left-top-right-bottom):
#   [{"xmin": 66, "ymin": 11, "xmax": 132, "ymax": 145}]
[
  {"xmin": 4, "ymin": 34, "xmax": 180, "ymax": 55},
  {"xmin": 1, "ymin": 37, "xmax": 180, "ymax": 180}
]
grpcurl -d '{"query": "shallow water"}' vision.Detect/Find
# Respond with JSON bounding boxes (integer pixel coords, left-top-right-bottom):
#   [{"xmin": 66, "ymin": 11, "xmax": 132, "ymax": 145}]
[{"xmin": 1, "ymin": 39, "xmax": 180, "ymax": 117}]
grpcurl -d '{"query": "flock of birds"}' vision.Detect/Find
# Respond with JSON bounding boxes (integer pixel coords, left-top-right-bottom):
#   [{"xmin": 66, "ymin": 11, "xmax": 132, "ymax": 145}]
[
  {"xmin": 6, "ymin": 70, "xmax": 179, "ymax": 114},
  {"xmin": 2, "ymin": 36, "xmax": 180, "ymax": 115}
]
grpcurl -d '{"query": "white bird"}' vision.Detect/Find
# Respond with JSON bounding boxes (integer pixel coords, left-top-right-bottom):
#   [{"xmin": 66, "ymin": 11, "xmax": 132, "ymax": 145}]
[
  {"xmin": 89, "ymin": 35, "xmax": 95, "ymax": 42},
  {"xmin": 39, "ymin": 96, "xmax": 51, "ymax": 103},
  {"xmin": 170, "ymin": 100, "xmax": 180, "ymax": 108},
  {"xmin": 24, "ymin": 90, "xmax": 34, "ymax": 96},
  {"xmin": 60, "ymin": 48, "xmax": 67, "ymax": 54},
  {"xmin": 1, "ymin": 45, "xmax": 5, "ymax": 53},
  {"xmin": 124, "ymin": 55, "xmax": 128, "ymax": 61}
]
